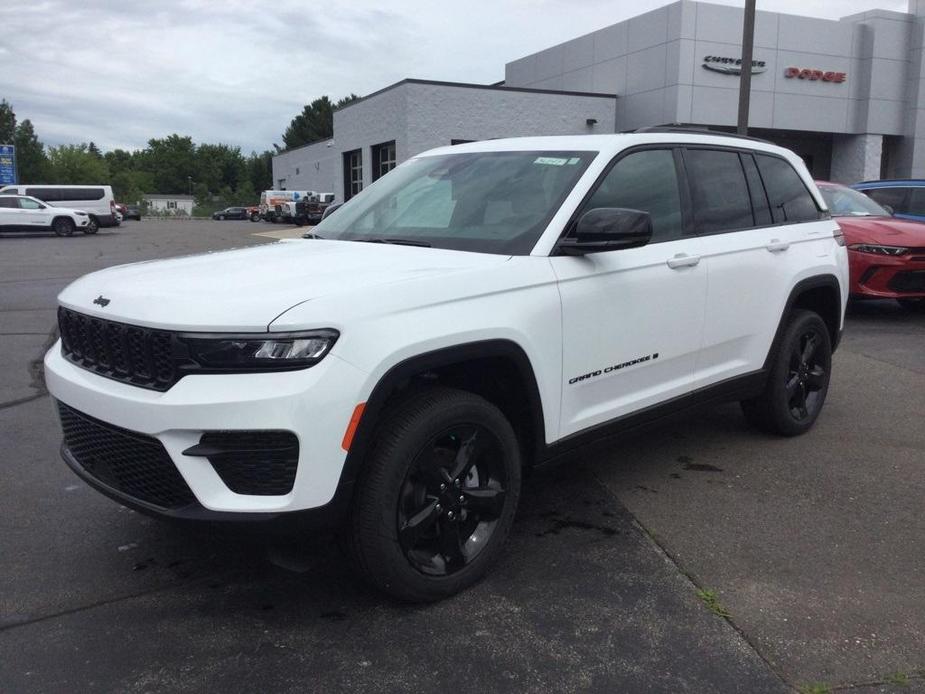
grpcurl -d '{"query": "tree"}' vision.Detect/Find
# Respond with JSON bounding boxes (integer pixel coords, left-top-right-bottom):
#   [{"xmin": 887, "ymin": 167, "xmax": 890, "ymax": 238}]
[
  {"xmin": 247, "ymin": 150, "xmax": 273, "ymax": 192},
  {"xmin": 87, "ymin": 141, "xmax": 103, "ymax": 159},
  {"xmin": 13, "ymin": 119, "xmax": 48, "ymax": 183},
  {"xmin": 282, "ymin": 94, "xmax": 359, "ymax": 149},
  {"xmin": 47, "ymin": 144, "xmax": 111, "ymax": 184},
  {"xmin": 0, "ymin": 99, "xmax": 15, "ymax": 144},
  {"xmin": 145, "ymin": 134, "xmax": 197, "ymax": 194}
]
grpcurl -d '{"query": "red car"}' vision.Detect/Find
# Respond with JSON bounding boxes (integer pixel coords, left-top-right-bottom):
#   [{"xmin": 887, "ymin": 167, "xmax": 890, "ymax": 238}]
[{"xmin": 817, "ymin": 181, "xmax": 925, "ymax": 311}]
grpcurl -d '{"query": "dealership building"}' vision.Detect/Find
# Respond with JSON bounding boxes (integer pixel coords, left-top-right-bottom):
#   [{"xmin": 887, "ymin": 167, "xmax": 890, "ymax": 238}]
[{"xmin": 273, "ymin": 0, "xmax": 925, "ymax": 202}]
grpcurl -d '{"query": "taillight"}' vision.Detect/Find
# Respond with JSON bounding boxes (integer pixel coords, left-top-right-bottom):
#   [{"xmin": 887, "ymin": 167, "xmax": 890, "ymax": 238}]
[
  {"xmin": 833, "ymin": 229, "xmax": 846, "ymax": 246},
  {"xmin": 110, "ymin": 200, "xmax": 116, "ymax": 213}
]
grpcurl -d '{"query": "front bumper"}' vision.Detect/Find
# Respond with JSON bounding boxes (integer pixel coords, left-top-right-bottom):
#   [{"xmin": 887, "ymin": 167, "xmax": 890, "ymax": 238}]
[
  {"xmin": 45, "ymin": 341, "xmax": 369, "ymax": 520},
  {"xmin": 849, "ymin": 250, "xmax": 925, "ymax": 299}
]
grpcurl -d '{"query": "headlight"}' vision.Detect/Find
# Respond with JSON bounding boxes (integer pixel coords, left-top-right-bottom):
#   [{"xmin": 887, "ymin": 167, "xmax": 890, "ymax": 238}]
[
  {"xmin": 847, "ymin": 244, "xmax": 908, "ymax": 256},
  {"xmin": 179, "ymin": 329, "xmax": 338, "ymax": 370}
]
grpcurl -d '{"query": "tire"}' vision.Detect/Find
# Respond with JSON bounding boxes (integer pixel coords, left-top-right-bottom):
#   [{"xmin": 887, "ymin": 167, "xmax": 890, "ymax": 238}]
[
  {"xmin": 217, "ymin": 215, "xmax": 225, "ymax": 221},
  {"xmin": 741, "ymin": 309, "xmax": 832, "ymax": 437},
  {"xmin": 52, "ymin": 217, "xmax": 75, "ymax": 237},
  {"xmin": 897, "ymin": 298, "xmax": 925, "ymax": 313},
  {"xmin": 346, "ymin": 387, "xmax": 522, "ymax": 602},
  {"xmin": 85, "ymin": 217, "xmax": 99, "ymax": 234},
  {"xmin": 250, "ymin": 213, "xmax": 260, "ymax": 222}
]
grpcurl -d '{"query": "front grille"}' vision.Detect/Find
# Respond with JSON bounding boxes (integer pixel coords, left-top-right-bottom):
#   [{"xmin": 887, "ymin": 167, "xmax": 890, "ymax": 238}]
[
  {"xmin": 197, "ymin": 431, "xmax": 299, "ymax": 496},
  {"xmin": 58, "ymin": 402, "xmax": 196, "ymax": 509},
  {"xmin": 58, "ymin": 307, "xmax": 177, "ymax": 391},
  {"xmin": 888, "ymin": 270, "xmax": 925, "ymax": 293}
]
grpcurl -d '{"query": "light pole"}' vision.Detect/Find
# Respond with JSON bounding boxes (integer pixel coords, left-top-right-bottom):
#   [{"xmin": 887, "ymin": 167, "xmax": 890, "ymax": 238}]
[{"xmin": 737, "ymin": 0, "xmax": 757, "ymax": 135}]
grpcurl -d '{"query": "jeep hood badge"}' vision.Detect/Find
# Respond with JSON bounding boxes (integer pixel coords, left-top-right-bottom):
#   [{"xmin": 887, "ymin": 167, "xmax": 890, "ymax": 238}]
[{"xmin": 93, "ymin": 295, "xmax": 110, "ymax": 307}]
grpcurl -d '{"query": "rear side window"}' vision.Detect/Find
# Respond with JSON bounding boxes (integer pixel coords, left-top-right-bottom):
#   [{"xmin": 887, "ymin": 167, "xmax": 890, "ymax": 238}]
[
  {"xmin": 684, "ymin": 148, "xmax": 753, "ymax": 233},
  {"xmin": 864, "ymin": 187, "xmax": 908, "ymax": 212},
  {"xmin": 740, "ymin": 154, "xmax": 772, "ymax": 226},
  {"xmin": 582, "ymin": 148, "xmax": 683, "ymax": 242},
  {"xmin": 0, "ymin": 197, "xmax": 17, "ymax": 208},
  {"xmin": 754, "ymin": 155, "xmax": 820, "ymax": 223},
  {"xmin": 26, "ymin": 187, "xmax": 105, "ymax": 202}
]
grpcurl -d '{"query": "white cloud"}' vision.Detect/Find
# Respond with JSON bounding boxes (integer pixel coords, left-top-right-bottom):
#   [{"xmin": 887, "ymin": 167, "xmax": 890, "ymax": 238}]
[{"xmin": 0, "ymin": 0, "xmax": 909, "ymax": 152}]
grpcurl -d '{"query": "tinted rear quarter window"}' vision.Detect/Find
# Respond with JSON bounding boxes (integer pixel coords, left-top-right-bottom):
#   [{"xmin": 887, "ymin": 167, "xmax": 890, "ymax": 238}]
[
  {"xmin": 26, "ymin": 187, "xmax": 104, "ymax": 202},
  {"xmin": 863, "ymin": 187, "xmax": 908, "ymax": 212},
  {"xmin": 684, "ymin": 148, "xmax": 753, "ymax": 233},
  {"xmin": 754, "ymin": 155, "xmax": 820, "ymax": 223},
  {"xmin": 0, "ymin": 197, "xmax": 17, "ymax": 208}
]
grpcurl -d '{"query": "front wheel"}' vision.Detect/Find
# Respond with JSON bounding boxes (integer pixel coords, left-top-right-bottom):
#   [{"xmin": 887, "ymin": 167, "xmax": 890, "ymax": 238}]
[
  {"xmin": 898, "ymin": 298, "xmax": 925, "ymax": 313},
  {"xmin": 250, "ymin": 213, "xmax": 260, "ymax": 222},
  {"xmin": 741, "ymin": 309, "xmax": 832, "ymax": 436},
  {"xmin": 52, "ymin": 217, "xmax": 75, "ymax": 237},
  {"xmin": 84, "ymin": 217, "xmax": 99, "ymax": 234},
  {"xmin": 346, "ymin": 387, "xmax": 522, "ymax": 602}
]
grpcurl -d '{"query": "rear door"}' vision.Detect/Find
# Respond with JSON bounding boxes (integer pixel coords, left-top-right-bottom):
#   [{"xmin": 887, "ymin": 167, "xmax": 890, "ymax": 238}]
[
  {"xmin": 552, "ymin": 147, "xmax": 708, "ymax": 438},
  {"xmin": 0, "ymin": 196, "xmax": 18, "ymax": 228},
  {"xmin": 688, "ymin": 148, "xmax": 828, "ymax": 388}
]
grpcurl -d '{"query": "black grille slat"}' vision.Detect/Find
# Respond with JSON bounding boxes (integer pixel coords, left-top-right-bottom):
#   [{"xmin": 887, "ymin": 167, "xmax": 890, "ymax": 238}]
[
  {"xmin": 888, "ymin": 270, "xmax": 925, "ymax": 293},
  {"xmin": 58, "ymin": 402, "xmax": 195, "ymax": 509},
  {"xmin": 58, "ymin": 308, "xmax": 177, "ymax": 391}
]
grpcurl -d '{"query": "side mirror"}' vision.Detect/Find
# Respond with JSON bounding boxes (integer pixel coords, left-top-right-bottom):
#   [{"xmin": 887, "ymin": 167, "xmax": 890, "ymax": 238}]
[{"xmin": 558, "ymin": 207, "xmax": 653, "ymax": 255}]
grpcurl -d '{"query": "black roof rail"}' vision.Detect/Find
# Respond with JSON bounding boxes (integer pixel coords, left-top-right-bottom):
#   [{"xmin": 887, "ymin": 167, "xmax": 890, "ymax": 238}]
[{"xmin": 633, "ymin": 125, "xmax": 773, "ymax": 145}]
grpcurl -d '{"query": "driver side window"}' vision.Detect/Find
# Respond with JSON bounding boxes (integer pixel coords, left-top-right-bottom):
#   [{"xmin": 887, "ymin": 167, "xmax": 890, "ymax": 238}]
[
  {"xmin": 582, "ymin": 149, "xmax": 683, "ymax": 242},
  {"xmin": 18, "ymin": 198, "xmax": 43, "ymax": 210}
]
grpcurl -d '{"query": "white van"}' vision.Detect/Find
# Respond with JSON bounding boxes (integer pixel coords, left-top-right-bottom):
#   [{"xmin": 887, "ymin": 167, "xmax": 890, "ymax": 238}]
[{"xmin": 0, "ymin": 185, "xmax": 119, "ymax": 233}]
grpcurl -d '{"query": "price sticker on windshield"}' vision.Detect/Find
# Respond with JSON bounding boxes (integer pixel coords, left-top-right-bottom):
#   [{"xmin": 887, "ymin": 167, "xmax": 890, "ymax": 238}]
[{"xmin": 534, "ymin": 157, "xmax": 569, "ymax": 166}]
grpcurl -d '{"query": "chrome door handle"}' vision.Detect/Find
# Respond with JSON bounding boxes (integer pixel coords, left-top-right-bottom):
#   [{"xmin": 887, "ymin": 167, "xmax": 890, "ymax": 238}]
[
  {"xmin": 666, "ymin": 253, "xmax": 701, "ymax": 269},
  {"xmin": 766, "ymin": 239, "xmax": 790, "ymax": 252}
]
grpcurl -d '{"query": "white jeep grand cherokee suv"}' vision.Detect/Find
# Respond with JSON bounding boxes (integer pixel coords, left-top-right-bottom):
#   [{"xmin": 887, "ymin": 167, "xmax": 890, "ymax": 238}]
[
  {"xmin": 45, "ymin": 131, "xmax": 848, "ymax": 601},
  {"xmin": 0, "ymin": 194, "xmax": 93, "ymax": 236}
]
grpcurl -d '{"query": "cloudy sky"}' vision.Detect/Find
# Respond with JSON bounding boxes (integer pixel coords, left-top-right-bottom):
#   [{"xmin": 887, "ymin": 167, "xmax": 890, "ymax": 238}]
[{"xmin": 0, "ymin": 0, "xmax": 908, "ymax": 153}]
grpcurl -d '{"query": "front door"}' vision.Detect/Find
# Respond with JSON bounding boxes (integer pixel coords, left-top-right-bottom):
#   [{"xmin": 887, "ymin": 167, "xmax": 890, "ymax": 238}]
[
  {"xmin": 551, "ymin": 147, "xmax": 707, "ymax": 439},
  {"xmin": 17, "ymin": 197, "xmax": 54, "ymax": 228}
]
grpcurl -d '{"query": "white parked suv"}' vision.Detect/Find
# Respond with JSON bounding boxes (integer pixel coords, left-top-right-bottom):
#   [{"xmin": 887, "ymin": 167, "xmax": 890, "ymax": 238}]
[
  {"xmin": 45, "ymin": 131, "xmax": 848, "ymax": 601},
  {"xmin": 0, "ymin": 194, "xmax": 93, "ymax": 235}
]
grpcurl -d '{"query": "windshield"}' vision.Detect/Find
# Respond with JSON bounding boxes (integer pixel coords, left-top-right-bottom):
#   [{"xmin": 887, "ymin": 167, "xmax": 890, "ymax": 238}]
[
  {"xmin": 819, "ymin": 184, "xmax": 889, "ymax": 217},
  {"xmin": 313, "ymin": 150, "xmax": 596, "ymax": 254}
]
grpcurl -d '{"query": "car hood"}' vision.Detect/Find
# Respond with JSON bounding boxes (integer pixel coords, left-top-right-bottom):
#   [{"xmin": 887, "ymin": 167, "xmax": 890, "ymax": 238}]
[
  {"xmin": 58, "ymin": 239, "xmax": 511, "ymax": 331},
  {"xmin": 834, "ymin": 215, "xmax": 925, "ymax": 247}
]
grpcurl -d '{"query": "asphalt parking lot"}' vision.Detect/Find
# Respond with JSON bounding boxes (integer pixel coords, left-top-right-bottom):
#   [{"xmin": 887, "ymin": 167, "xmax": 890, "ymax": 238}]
[{"xmin": 1, "ymin": 219, "xmax": 923, "ymax": 693}]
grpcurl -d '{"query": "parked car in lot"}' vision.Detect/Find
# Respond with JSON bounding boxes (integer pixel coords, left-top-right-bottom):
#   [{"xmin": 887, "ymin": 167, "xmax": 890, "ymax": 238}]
[
  {"xmin": 0, "ymin": 194, "xmax": 93, "ymax": 236},
  {"xmin": 818, "ymin": 181, "xmax": 925, "ymax": 311},
  {"xmin": 46, "ymin": 131, "xmax": 848, "ymax": 601},
  {"xmin": 853, "ymin": 179, "xmax": 925, "ymax": 222},
  {"xmin": 211, "ymin": 207, "xmax": 248, "ymax": 220},
  {"xmin": 245, "ymin": 205, "xmax": 260, "ymax": 222},
  {"xmin": 0, "ymin": 184, "xmax": 119, "ymax": 233},
  {"xmin": 122, "ymin": 205, "xmax": 142, "ymax": 221}
]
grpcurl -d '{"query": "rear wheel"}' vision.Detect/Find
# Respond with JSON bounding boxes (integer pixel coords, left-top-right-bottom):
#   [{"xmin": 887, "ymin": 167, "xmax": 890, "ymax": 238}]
[
  {"xmin": 741, "ymin": 309, "xmax": 832, "ymax": 436},
  {"xmin": 346, "ymin": 387, "xmax": 521, "ymax": 602},
  {"xmin": 897, "ymin": 298, "xmax": 925, "ymax": 313},
  {"xmin": 83, "ymin": 216, "xmax": 99, "ymax": 234},
  {"xmin": 250, "ymin": 213, "xmax": 260, "ymax": 222},
  {"xmin": 52, "ymin": 217, "xmax": 75, "ymax": 237},
  {"xmin": 217, "ymin": 215, "xmax": 225, "ymax": 221}
]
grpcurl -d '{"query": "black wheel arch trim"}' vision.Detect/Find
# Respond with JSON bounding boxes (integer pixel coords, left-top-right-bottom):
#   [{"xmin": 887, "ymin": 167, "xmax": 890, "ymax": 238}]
[
  {"xmin": 339, "ymin": 339, "xmax": 547, "ymax": 491},
  {"xmin": 763, "ymin": 274, "xmax": 844, "ymax": 372}
]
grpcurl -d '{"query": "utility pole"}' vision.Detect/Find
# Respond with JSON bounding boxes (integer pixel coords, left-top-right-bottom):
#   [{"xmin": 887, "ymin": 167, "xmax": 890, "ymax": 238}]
[{"xmin": 737, "ymin": 0, "xmax": 757, "ymax": 135}]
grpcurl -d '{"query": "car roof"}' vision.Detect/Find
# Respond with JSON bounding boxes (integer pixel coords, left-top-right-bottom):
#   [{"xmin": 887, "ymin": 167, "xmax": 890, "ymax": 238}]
[
  {"xmin": 853, "ymin": 179, "xmax": 925, "ymax": 188},
  {"xmin": 418, "ymin": 133, "xmax": 796, "ymax": 160}
]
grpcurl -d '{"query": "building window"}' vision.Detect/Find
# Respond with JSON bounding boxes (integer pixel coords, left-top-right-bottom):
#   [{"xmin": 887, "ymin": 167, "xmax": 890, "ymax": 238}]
[
  {"xmin": 343, "ymin": 149, "xmax": 363, "ymax": 200},
  {"xmin": 371, "ymin": 140, "xmax": 396, "ymax": 181},
  {"xmin": 295, "ymin": 167, "xmax": 300, "ymax": 175},
  {"xmin": 278, "ymin": 179, "xmax": 286, "ymax": 190},
  {"xmin": 167, "ymin": 200, "xmax": 177, "ymax": 210}
]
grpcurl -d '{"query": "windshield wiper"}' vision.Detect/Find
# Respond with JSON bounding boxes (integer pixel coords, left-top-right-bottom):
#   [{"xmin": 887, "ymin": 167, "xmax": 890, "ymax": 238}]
[
  {"xmin": 357, "ymin": 238, "xmax": 432, "ymax": 247},
  {"xmin": 301, "ymin": 232, "xmax": 325, "ymax": 239}
]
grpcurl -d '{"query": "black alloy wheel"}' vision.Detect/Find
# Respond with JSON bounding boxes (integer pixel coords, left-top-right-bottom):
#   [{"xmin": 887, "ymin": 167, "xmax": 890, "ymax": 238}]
[
  {"xmin": 53, "ymin": 217, "xmax": 75, "ymax": 237},
  {"xmin": 397, "ymin": 423, "xmax": 508, "ymax": 576},
  {"xmin": 347, "ymin": 387, "xmax": 521, "ymax": 602},
  {"xmin": 84, "ymin": 217, "xmax": 99, "ymax": 234},
  {"xmin": 784, "ymin": 330, "xmax": 827, "ymax": 422},
  {"xmin": 217, "ymin": 215, "xmax": 225, "ymax": 221},
  {"xmin": 741, "ymin": 309, "xmax": 832, "ymax": 436}
]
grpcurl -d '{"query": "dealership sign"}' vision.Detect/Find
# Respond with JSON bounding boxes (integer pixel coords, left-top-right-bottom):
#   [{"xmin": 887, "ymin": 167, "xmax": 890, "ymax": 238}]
[
  {"xmin": 0, "ymin": 144, "xmax": 15, "ymax": 185},
  {"xmin": 784, "ymin": 67, "xmax": 846, "ymax": 83},
  {"xmin": 702, "ymin": 56, "xmax": 767, "ymax": 75}
]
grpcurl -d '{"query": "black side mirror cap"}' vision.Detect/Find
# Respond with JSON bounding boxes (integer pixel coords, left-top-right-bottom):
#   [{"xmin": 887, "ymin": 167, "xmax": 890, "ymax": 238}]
[{"xmin": 557, "ymin": 207, "xmax": 653, "ymax": 256}]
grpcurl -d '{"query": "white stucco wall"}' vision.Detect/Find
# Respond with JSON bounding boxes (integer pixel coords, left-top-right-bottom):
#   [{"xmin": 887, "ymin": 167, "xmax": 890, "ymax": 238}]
[{"xmin": 271, "ymin": 139, "xmax": 339, "ymax": 195}]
